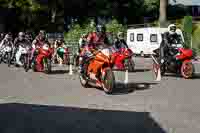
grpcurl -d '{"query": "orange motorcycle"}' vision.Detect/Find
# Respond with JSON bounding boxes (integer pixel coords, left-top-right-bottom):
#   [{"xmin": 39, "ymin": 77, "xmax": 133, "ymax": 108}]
[{"xmin": 79, "ymin": 47, "xmax": 115, "ymax": 94}]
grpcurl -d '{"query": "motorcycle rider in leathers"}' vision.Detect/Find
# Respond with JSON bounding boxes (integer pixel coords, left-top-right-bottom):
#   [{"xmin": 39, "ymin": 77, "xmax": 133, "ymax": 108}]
[
  {"xmin": 79, "ymin": 24, "xmax": 109, "ymax": 74},
  {"xmin": 55, "ymin": 37, "xmax": 66, "ymax": 65},
  {"xmin": 160, "ymin": 24, "xmax": 182, "ymax": 64},
  {"xmin": 14, "ymin": 32, "xmax": 31, "ymax": 66},
  {"xmin": 114, "ymin": 32, "xmax": 128, "ymax": 50},
  {"xmin": 0, "ymin": 33, "xmax": 14, "ymax": 58},
  {"xmin": 31, "ymin": 30, "xmax": 47, "ymax": 71}
]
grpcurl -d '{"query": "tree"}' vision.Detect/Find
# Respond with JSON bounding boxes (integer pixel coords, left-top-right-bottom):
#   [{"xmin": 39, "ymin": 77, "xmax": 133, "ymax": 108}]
[{"xmin": 159, "ymin": 0, "xmax": 168, "ymax": 27}]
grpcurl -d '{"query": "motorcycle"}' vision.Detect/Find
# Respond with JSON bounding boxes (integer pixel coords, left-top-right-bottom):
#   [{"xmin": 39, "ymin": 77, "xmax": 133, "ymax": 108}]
[
  {"xmin": 79, "ymin": 46, "xmax": 115, "ymax": 94},
  {"xmin": 0, "ymin": 45, "xmax": 13, "ymax": 67},
  {"xmin": 32, "ymin": 43, "xmax": 53, "ymax": 74},
  {"xmin": 111, "ymin": 47, "xmax": 135, "ymax": 71},
  {"xmin": 56, "ymin": 47, "xmax": 70, "ymax": 65},
  {"xmin": 152, "ymin": 44, "xmax": 194, "ymax": 79}
]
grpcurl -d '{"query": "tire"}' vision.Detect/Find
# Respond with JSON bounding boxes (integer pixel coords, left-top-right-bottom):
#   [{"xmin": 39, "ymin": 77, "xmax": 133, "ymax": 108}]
[
  {"xmin": 181, "ymin": 61, "xmax": 194, "ymax": 79},
  {"xmin": 102, "ymin": 68, "xmax": 115, "ymax": 94},
  {"xmin": 24, "ymin": 54, "xmax": 29, "ymax": 72},
  {"xmin": 160, "ymin": 64, "xmax": 166, "ymax": 76},
  {"xmin": 128, "ymin": 59, "xmax": 135, "ymax": 72},
  {"xmin": 79, "ymin": 74, "xmax": 89, "ymax": 88},
  {"xmin": 0, "ymin": 54, "xmax": 3, "ymax": 64},
  {"xmin": 31, "ymin": 56, "xmax": 37, "ymax": 72},
  {"xmin": 7, "ymin": 52, "xmax": 12, "ymax": 67},
  {"xmin": 44, "ymin": 58, "xmax": 51, "ymax": 74}
]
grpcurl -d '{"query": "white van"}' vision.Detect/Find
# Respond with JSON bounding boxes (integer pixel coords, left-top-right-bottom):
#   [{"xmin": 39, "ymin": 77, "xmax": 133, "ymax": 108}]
[{"xmin": 126, "ymin": 27, "xmax": 185, "ymax": 56}]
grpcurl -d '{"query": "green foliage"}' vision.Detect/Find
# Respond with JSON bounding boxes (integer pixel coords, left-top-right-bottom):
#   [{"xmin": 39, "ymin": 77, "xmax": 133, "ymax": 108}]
[
  {"xmin": 64, "ymin": 19, "xmax": 127, "ymax": 42},
  {"xmin": 64, "ymin": 24, "xmax": 82, "ymax": 42},
  {"xmin": 144, "ymin": 0, "xmax": 159, "ymax": 12},
  {"xmin": 192, "ymin": 23, "xmax": 200, "ymax": 55},
  {"xmin": 105, "ymin": 19, "xmax": 127, "ymax": 37},
  {"xmin": 0, "ymin": 0, "xmax": 44, "ymax": 12},
  {"xmin": 183, "ymin": 16, "xmax": 193, "ymax": 33}
]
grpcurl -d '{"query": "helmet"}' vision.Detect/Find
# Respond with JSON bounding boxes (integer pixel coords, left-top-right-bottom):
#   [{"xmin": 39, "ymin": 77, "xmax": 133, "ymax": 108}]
[
  {"xmin": 117, "ymin": 32, "xmax": 124, "ymax": 40},
  {"xmin": 96, "ymin": 24, "xmax": 106, "ymax": 33},
  {"xmin": 18, "ymin": 32, "xmax": 25, "ymax": 37},
  {"xmin": 82, "ymin": 33, "xmax": 87, "ymax": 38},
  {"xmin": 39, "ymin": 30, "xmax": 45, "ymax": 35},
  {"xmin": 168, "ymin": 24, "xmax": 176, "ymax": 35},
  {"xmin": 39, "ymin": 30, "xmax": 45, "ymax": 40},
  {"xmin": 18, "ymin": 32, "xmax": 25, "ymax": 41}
]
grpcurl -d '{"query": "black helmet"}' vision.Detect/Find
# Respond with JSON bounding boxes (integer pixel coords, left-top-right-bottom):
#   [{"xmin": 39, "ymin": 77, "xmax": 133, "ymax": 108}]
[{"xmin": 96, "ymin": 25, "xmax": 106, "ymax": 33}]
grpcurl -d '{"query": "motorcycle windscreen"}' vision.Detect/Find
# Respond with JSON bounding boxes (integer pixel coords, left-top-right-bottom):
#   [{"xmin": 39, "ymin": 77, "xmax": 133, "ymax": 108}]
[
  {"xmin": 87, "ymin": 60, "xmax": 104, "ymax": 74},
  {"xmin": 95, "ymin": 52, "xmax": 110, "ymax": 63}
]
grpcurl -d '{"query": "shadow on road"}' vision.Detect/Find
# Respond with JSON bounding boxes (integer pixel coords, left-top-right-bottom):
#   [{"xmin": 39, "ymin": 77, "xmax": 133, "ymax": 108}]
[
  {"xmin": 111, "ymin": 82, "xmax": 158, "ymax": 95},
  {"xmin": 48, "ymin": 70, "xmax": 69, "ymax": 75},
  {"xmin": 0, "ymin": 103, "xmax": 166, "ymax": 133},
  {"xmin": 132, "ymin": 68, "xmax": 151, "ymax": 73},
  {"xmin": 161, "ymin": 73, "xmax": 200, "ymax": 79}
]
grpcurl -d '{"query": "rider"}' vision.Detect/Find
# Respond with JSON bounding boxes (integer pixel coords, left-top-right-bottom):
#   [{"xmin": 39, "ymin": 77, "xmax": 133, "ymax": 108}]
[
  {"xmin": 79, "ymin": 24, "xmax": 109, "ymax": 73},
  {"xmin": 55, "ymin": 36, "xmax": 66, "ymax": 65},
  {"xmin": 0, "ymin": 33, "xmax": 5, "ymax": 42},
  {"xmin": 14, "ymin": 32, "xmax": 31, "ymax": 66},
  {"xmin": 160, "ymin": 24, "xmax": 181, "ymax": 64},
  {"xmin": 114, "ymin": 32, "xmax": 128, "ymax": 50},
  {"xmin": 0, "ymin": 33, "xmax": 14, "ymax": 53},
  {"xmin": 31, "ymin": 30, "xmax": 46, "ymax": 60},
  {"xmin": 79, "ymin": 34, "xmax": 87, "ymax": 50},
  {"xmin": 25, "ymin": 31, "xmax": 33, "ymax": 43}
]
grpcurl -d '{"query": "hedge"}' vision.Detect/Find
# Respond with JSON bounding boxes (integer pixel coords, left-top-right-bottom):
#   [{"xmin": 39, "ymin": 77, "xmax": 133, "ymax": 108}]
[{"xmin": 64, "ymin": 19, "xmax": 127, "ymax": 42}]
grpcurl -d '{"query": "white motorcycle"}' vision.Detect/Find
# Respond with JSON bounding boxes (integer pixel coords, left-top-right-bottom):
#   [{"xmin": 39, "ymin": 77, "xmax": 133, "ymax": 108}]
[
  {"xmin": 0, "ymin": 45, "xmax": 13, "ymax": 66},
  {"xmin": 15, "ymin": 45, "xmax": 31, "ymax": 70}
]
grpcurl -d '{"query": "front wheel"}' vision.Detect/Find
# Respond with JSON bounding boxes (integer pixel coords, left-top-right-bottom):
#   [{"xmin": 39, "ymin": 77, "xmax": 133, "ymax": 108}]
[
  {"xmin": 79, "ymin": 74, "xmax": 89, "ymax": 88},
  {"xmin": 128, "ymin": 58, "xmax": 135, "ymax": 72},
  {"xmin": 23, "ymin": 54, "xmax": 29, "ymax": 72},
  {"xmin": 102, "ymin": 68, "xmax": 115, "ymax": 94},
  {"xmin": 44, "ymin": 58, "xmax": 51, "ymax": 74},
  {"xmin": 181, "ymin": 61, "xmax": 194, "ymax": 79},
  {"xmin": 7, "ymin": 52, "xmax": 12, "ymax": 67}
]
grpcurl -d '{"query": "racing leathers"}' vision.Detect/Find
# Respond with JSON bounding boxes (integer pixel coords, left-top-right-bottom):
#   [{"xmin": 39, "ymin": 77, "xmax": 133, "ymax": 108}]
[
  {"xmin": 14, "ymin": 38, "xmax": 31, "ymax": 66},
  {"xmin": 79, "ymin": 32, "xmax": 109, "ymax": 73},
  {"xmin": 160, "ymin": 32, "xmax": 182, "ymax": 64},
  {"xmin": 0, "ymin": 35, "xmax": 14, "ymax": 57},
  {"xmin": 31, "ymin": 35, "xmax": 46, "ymax": 60},
  {"xmin": 114, "ymin": 38, "xmax": 128, "ymax": 51}
]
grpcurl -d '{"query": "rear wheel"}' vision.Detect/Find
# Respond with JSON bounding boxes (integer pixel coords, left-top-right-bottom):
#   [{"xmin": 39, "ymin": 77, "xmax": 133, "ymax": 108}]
[
  {"xmin": 181, "ymin": 61, "xmax": 194, "ymax": 79},
  {"xmin": 102, "ymin": 68, "xmax": 115, "ymax": 94}
]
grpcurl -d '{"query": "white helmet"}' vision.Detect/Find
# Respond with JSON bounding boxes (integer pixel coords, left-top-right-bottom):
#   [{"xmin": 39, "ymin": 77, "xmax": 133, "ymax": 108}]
[{"xmin": 168, "ymin": 24, "xmax": 176, "ymax": 35}]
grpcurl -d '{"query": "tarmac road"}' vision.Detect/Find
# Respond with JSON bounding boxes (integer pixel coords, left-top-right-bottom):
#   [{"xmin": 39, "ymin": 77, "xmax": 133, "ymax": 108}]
[{"xmin": 0, "ymin": 57, "xmax": 200, "ymax": 133}]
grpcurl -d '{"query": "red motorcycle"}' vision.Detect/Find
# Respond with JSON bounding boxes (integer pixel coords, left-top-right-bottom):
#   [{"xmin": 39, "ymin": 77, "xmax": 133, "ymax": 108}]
[
  {"xmin": 152, "ymin": 44, "xmax": 194, "ymax": 79},
  {"xmin": 111, "ymin": 47, "xmax": 135, "ymax": 71},
  {"xmin": 32, "ymin": 43, "xmax": 53, "ymax": 74}
]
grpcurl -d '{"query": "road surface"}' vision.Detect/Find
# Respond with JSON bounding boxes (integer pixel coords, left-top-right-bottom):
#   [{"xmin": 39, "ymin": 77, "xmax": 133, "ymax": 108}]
[{"xmin": 0, "ymin": 57, "xmax": 200, "ymax": 133}]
